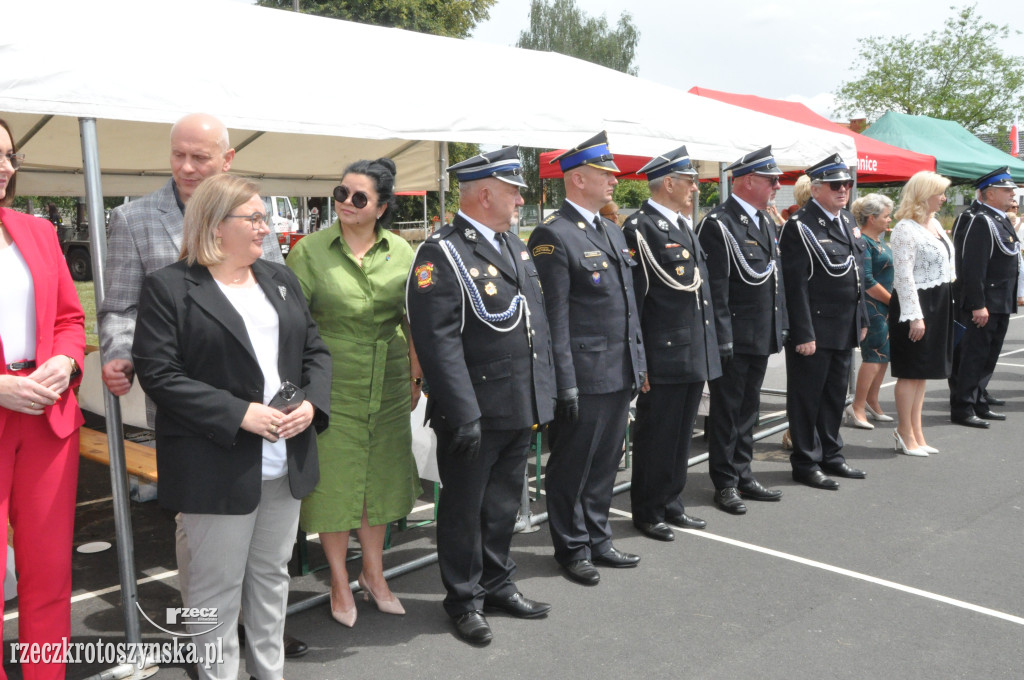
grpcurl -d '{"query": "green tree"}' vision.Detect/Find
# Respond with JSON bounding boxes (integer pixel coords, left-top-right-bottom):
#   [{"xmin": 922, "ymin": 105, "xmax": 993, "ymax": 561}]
[
  {"xmin": 255, "ymin": 0, "xmax": 495, "ymax": 39},
  {"xmin": 515, "ymin": 0, "xmax": 640, "ymax": 207},
  {"xmin": 612, "ymin": 180, "xmax": 649, "ymax": 209},
  {"xmin": 834, "ymin": 3, "xmax": 1024, "ymax": 134}
]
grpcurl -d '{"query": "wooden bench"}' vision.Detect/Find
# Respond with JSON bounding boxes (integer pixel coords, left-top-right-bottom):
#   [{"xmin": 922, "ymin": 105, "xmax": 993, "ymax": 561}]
[{"xmin": 79, "ymin": 427, "xmax": 158, "ymax": 484}]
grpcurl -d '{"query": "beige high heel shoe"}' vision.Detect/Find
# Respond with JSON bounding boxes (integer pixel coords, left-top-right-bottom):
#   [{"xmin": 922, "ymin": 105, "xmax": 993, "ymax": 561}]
[
  {"xmin": 330, "ymin": 589, "xmax": 357, "ymax": 627},
  {"xmin": 358, "ymin": 574, "xmax": 406, "ymax": 615}
]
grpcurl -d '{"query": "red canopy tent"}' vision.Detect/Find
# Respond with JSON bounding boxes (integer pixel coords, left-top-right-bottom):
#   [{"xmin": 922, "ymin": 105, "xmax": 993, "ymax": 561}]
[{"xmin": 688, "ymin": 87, "xmax": 936, "ymax": 184}]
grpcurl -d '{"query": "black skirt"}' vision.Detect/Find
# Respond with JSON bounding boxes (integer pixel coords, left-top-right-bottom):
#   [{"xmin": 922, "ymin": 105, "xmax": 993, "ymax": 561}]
[{"xmin": 889, "ymin": 282, "xmax": 953, "ymax": 379}]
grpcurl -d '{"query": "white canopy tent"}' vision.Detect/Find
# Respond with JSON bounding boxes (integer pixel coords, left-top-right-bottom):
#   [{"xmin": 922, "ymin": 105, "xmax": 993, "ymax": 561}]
[{"xmin": 3, "ymin": 0, "xmax": 855, "ymax": 198}]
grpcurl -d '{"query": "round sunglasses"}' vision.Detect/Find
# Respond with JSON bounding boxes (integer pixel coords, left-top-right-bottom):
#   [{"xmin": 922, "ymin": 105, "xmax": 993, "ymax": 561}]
[{"xmin": 333, "ymin": 185, "xmax": 371, "ymax": 209}]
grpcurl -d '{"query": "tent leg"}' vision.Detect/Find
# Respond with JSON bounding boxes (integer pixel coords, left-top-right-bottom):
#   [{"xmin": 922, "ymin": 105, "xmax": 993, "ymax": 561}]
[{"xmin": 79, "ymin": 119, "xmax": 150, "ymax": 667}]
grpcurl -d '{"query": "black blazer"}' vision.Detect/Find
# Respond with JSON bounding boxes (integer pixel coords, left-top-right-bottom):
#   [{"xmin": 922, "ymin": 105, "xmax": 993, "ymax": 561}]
[
  {"xmin": 696, "ymin": 196, "xmax": 787, "ymax": 356},
  {"xmin": 622, "ymin": 201, "xmax": 721, "ymax": 384},
  {"xmin": 952, "ymin": 200, "xmax": 1021, "ymax": 315},
  {"xmin": 527, "ymin": 201, "xmax": 646, "ymax": 395},
  {"xmin": 407, "ymin": 216, "xmax": 556, "ymax": 431},
  {"xmin": 780, "ymin": 200, "xmax": 868, "ymax": 350},
  {"xmin": 132, "ymin": 258, "xmax": 331, "ymax": 514}
]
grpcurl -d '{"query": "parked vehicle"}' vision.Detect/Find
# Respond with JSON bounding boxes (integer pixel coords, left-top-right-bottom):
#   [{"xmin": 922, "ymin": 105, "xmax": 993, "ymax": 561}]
[{"xmin": 262, "ymin": 195, "xmax": 302, "ymax": 256}]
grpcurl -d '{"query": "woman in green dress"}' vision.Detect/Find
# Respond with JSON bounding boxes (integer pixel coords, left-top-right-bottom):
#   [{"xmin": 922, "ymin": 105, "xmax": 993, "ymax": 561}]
[
  {"xmin": 847, "ymin": 193, "xmax": 895, "ymax": 428},
  {"xmin": 287, "ymin": 158, "xmax": 422, "ymax": 627}
]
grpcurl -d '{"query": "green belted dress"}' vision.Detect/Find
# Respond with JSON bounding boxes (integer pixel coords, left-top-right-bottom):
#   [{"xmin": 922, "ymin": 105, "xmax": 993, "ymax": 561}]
[{"xmin": 287, "ymin": 222, "xmax": 419, "ymax": 532}]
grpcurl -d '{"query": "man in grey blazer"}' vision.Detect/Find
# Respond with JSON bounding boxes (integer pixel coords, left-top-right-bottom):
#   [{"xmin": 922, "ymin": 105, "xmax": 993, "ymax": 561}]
[
  {"xmin": 95, "ymin": 112, "xmax": 299, "ymax": 655},
  {"xmin": 99, "ymin": 112, "xmax": 282, "ymax": 403}
]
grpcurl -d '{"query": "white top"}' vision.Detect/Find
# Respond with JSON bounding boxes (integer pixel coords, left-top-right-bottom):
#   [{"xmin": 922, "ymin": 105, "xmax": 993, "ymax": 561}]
[
  {"xmin": 732, "ymin": 193, "xmax": 762, "ymax": 228},
  {"xmin": 890, "ymin": 218, "xmax": 956, "ymax": 322},
  {"xmin": 215, "ymin": 280, "xmax": 287, "ymax": 480},
  {"xmin": 0, "ymin": 243, "xmax": 37, "ymax": 364}
]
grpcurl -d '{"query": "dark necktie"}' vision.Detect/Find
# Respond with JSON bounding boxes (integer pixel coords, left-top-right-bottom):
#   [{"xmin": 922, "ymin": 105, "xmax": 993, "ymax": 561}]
[
  {"xmin": 594, "ymin": 216, "xmax": 613, "ymax": 252},
  {"xmin": 498, "ymin": 232, "xmax": 517, "ymax": 274}
]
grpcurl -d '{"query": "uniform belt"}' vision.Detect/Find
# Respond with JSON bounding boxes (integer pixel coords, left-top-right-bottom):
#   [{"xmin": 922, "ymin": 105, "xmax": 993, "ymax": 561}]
[{"xmin": 6, "ymin": 360, "xmax": 36, "ymax": 371}]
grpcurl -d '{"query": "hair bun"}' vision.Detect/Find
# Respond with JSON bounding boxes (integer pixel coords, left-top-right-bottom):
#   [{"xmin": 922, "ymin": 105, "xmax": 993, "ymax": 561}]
[{"xmin": 375, "ymin": 157, "xmax": 397, "ymax": 176}]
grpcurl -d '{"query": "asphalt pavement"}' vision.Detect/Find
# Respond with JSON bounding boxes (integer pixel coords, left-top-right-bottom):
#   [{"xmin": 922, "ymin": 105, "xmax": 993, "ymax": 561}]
[{"xmin": 4, "ymin": 317, "xmax": 1023, "ymax": 680}]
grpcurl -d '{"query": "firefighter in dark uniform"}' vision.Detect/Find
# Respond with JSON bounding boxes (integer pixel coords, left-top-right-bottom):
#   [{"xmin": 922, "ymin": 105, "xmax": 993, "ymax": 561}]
[
  {"xmin": 696, "ymin": 146, "xmax": 787, "ymax": 515},
  {"xmin": 949, "ymin": 167, "xmax": 1021, "ymax": 427},
  {"xmin": 527, "ymin": 131, "xmax": 646, "ymax": 586},
  {"xmin": 780, "ymin": 154, "xmax": 868, "ymax": 490},
  {"xmin": 622, "ymin": 145, "xmax": 719, "ymax": 541},
  {"xmin": 406, "ymin": 146, "xmax": 556, "ymax": 645}
]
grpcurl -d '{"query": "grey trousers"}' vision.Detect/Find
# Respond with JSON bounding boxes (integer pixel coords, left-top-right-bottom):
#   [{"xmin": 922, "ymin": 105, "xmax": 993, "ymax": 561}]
[{"xmin": 180, "ymin": 475, "xmax": 300, "ymax": 680}]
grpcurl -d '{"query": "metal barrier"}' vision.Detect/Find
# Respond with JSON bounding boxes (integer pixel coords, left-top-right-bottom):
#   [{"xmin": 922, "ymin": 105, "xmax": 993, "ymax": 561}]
[{"xmin": 286, "ymin": 416, "xmax": 789, "ymax": 616}]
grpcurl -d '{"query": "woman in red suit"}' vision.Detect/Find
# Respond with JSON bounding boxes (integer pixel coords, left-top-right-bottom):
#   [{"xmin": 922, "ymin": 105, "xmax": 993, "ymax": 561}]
[{"xmin": 0, "ymin": 118, "xmax": 86, "ymax": 680}]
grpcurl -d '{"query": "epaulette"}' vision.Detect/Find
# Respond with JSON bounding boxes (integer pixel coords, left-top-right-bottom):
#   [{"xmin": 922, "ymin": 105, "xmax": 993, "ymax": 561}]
[
  {"xmin": 429, "ymin": 223, "xmax": 458, "ymax": 241},
  {"xmin": 543, "ymin": 213, "xmax": 558, "ymax": 224}
]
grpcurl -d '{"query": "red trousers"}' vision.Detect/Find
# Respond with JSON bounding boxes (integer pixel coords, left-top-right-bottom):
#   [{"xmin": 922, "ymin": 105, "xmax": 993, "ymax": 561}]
[{"xmin": 0, "ymin": 406, "xmax": 79, "ymax": 680}]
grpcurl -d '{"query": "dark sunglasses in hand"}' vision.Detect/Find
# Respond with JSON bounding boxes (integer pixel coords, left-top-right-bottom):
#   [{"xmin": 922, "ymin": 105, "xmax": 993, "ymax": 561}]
[{"xmin": 333, "ymin": 185, "xmax": 370, "ymax": 209}]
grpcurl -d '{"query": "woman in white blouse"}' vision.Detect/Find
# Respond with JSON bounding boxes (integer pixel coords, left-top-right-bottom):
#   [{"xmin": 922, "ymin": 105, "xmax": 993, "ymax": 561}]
[{"xmin": 888, "ymin": 171, "xmax": 954, "ymax": 456}]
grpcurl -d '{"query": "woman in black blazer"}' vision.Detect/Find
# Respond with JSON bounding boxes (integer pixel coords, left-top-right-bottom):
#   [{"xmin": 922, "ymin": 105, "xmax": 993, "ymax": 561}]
[{"xmin": 132, "ymin": 174, "xmax": 330, "ymax": 680}]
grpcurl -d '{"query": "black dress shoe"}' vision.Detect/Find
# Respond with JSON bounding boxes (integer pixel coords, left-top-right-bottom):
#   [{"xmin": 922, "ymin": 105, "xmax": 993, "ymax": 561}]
[
  {"xmin": 738, "ymin": 479, "xmax": 783, "ymax": 501},
  {"xmin": 952, "ymin": 414, "xmax": 989, "ymax": 428},
  {"xmin": 239, "ymin": 626, "xmax": 308, "ymax": 658},
  {"xmin": 633, "ymin": 520, "xmax": 675, "ymax": 541},
  {"xmin": 792, "ymin": 469, "xmax": 840, "ymax": 490},
  {"xmin": 713, "ymin": 488, "xmax": 747, "ymax": 515},
  {"xmin": 563, "ymin": 559, "xmax": 601, "ymax": 585},
  {"xmin": 976, "ymin": 410, "xmax": 1006, "ymax": 421},
  {"xmin": 453, "ymin": 611, "xmax": 492, "ymax": 644},
  {"xmin": 822, "ymin": 462, "xmax": 866, "ymax": 479},
  {"xmin": 665, "ymin": 512, "xmax": 707, "ymax": 529},
  {"xmin": 483, "ymin": 592, "xmax": 551, "ymax": 618},
  {"xmin": 592, "ymin": 546, "xmax": 640, "ymax": 568},
  {"xmin": 984, "ymin": 395, "xmax": 1005, "ymax": 406},
  {"xmin": 283, "ymin": 633, "xmax": 308, "ymax": 658}
]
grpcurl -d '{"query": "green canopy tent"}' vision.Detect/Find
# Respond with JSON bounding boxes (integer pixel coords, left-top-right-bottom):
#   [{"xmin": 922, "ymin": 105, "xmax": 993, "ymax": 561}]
[{"xmin": 862, "ymin": 111, "xmax": 1024, "ymax": 182}]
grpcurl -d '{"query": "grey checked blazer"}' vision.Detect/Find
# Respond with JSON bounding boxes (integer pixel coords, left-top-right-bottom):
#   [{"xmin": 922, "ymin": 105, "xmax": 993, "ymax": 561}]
[{"xmin": 98, "ymin": 179, "xmax": 284, "ymax": 423}]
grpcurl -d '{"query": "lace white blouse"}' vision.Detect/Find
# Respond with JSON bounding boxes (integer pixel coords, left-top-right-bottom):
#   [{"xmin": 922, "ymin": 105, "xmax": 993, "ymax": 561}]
[{"xmin": 890, "ymin": 217, "xmax": 955, "ymax": 322}]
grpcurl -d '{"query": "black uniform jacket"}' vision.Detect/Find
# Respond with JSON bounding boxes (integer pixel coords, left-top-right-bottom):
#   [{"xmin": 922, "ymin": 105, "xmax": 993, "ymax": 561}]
[
  {"xmin": 407, "ymin": 216, "xmax": 556, "ymax": 431},
  {"xmin": 527, "ymin": 201, "xmax": 646, "ymax": 395},
  {"xmin": 780, "ymin": 200, "xmax": 867, "ymax": 350},
  {"xmin": 132, "ymin": 259, "xmax": 332, "ymax": 515},
  {"xmin": 622, "ymin": 201, "xmax": 722, "ymax": 384},
  {"xmin": 696, "ymin": 196, "xmax": 787, "ymax": 356},
  {"xmin": 952, "ymin": 200, "xmax": 1020, "ymax": 315}
]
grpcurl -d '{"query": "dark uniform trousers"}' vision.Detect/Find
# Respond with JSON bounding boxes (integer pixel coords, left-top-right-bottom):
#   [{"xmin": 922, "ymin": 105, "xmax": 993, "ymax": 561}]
[
  {"xmin": 949, "ymin": 202, "xmax": 1020, "ymax": 418},
  {"xmin": 696, "ymin": 197, "xmax": 786, "ymax": 490},
  {"xmin": 528, "ymin": 201, "xmax": 645, "ymax": 566},
  {"xmin": 780, "ymin": 201, "xmax": 866, "ymax": 474},
  {"xmin": 407, "ymin": 216, "xmax": 556, "ymax": 618},
  {"xmin": 707, "ymin": 353, "xmax": 769, "ymax": 488},
  {"xmin": 630, "ymin": 382, "xmax": 704, "ymax": 523},
  {"xmin": 623, "ymin": 203, "xmax": 720, "ymax": 522},
  {"xmin": 435, "ymin": 427, "xmax": 532, "ymax": 617}
]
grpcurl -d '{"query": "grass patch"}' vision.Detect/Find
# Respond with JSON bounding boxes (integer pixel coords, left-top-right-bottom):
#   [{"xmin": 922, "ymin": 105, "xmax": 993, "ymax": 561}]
[{"xmin": 74, "ymin": 281, "xmax": 99, "ymax": 348}]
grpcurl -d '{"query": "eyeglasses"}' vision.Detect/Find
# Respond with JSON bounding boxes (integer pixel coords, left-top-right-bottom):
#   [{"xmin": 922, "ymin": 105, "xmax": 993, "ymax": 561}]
[
  {"xmin": 1, "ymin": 152, "xmax": 25, "ymax": 170},
  {"xmin": 227, "ymin": 212, "xmax": 269, "ymax": 231},
  {"xmin": 827, "ymin": 181, "xmax": 854, "ymax": 191},
  {"xmin": 753, "ymin": 175, "xmax": 782, "ymax": 186},
  {"xmin": 333, "ymin": 185, "xmax": 370, "ymax": 209}
]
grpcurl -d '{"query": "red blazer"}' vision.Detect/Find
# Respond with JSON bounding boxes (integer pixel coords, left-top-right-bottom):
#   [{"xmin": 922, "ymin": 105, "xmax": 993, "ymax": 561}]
[{"xmin": 0, "ymin": 207, "xmax": 85, "ymax": 439}]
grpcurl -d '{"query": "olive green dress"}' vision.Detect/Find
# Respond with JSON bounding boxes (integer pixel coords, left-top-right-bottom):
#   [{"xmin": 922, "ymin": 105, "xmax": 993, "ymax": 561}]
[{"xmin": 288, "ymin": 222, "xmax": 419, "ymax": 532}]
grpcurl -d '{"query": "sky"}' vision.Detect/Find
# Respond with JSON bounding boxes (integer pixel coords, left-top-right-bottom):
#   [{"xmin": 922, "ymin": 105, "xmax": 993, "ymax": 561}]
[{"xmin": 464, "ymin": 0, "xmax": 1024, "ymax": 121}]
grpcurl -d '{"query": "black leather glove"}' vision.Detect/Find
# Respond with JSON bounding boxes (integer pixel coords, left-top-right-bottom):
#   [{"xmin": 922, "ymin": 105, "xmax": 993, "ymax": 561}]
[
  {"xmin": 448, "ymin": 419, "xmax": 481, "ymax": 460},
  {"xmin": 719, "ymin": 342, "xmax": 734, "ymax": 366},
  {"xmin": 781, "ymin": 329, "xmax": 790, "ymax": 345},
  {"xmin": 633, "ymin": 372, "xmax": 648, "ymax": 399},
  {"xmin": 555, "ymin": 387, "xmax": 580, "ymax": 425}
]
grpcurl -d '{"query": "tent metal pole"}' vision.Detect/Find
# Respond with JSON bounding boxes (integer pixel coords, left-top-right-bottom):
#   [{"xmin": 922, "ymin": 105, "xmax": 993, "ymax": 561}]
[
  {"xmin": 79, "ymin": 118, "xmax": 142, "ymax": 645},
  {"xmin": 438, "ymin": 142, "xmax": 449, "ymax": 226}
]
